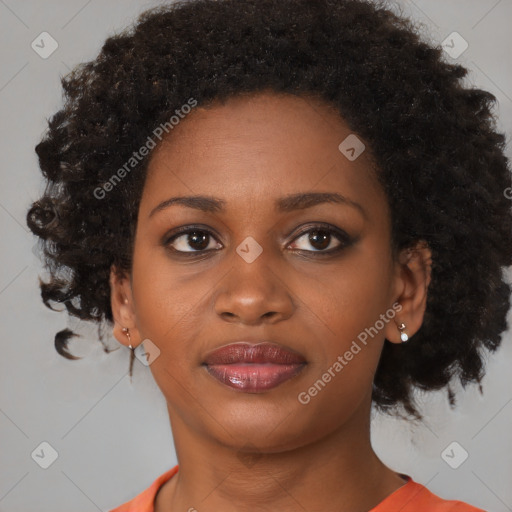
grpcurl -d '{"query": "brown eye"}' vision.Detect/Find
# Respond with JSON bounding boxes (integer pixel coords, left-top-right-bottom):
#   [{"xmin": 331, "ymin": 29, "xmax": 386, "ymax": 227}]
[
  {"xmin": 164, "ymin": 223, "xmax": 354, "ymax": 257},
  {"xmin": 307, "ymin": 230, "xmax": 331, "ymax": 250},
  {"xmin": 288, "ymin": 224, "xmax": 353, "ymax": 254},
  {"xmin": 166, "ymin": 229, "xmax": 222, "ymax": 253}
]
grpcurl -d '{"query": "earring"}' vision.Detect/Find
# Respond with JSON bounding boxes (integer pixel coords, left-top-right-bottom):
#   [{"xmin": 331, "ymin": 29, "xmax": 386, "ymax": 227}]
[
  {"xmin": 122, "ymin": 327, "xmax": 133, "ymax": 350},
  {"xmin": 397, "ymin": 323, "xmax": 409, "ymax": 343},
  {"xmin": 122, "ymin": 326, "xmax": 137, "ymax": 380}
]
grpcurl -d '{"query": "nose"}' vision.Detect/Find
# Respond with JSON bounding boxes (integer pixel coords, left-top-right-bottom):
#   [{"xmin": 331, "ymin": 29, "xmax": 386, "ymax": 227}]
[{"xmin": 213, "ymin": 247, "xmax": 295, "ymax": 325}]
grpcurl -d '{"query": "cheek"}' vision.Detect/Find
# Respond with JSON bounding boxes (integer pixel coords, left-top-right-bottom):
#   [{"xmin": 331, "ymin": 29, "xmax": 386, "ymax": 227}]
[
  {"xmin": 301, "ymin": 247, "xmax": 393, "ymax": 392},
  {"xmin": 130, "ymin": 261, "xmax": 203, "ymax": 401},
  {"xmin": 130, "ymin": 249, "xmax": 205, "ymax": 360},
  {"xmin": 132, "ymin": 237, "xmax": 201, "ymax": 315},
  {"xmin": 313, "ymin": 247, "xmax": 392, "ymax": 333}
]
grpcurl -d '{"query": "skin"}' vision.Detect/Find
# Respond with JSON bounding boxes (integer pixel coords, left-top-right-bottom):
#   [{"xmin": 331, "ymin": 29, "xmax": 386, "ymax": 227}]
[{"xmin": 110, "ymin": 91, "xmax": 432, "ymax": 512}]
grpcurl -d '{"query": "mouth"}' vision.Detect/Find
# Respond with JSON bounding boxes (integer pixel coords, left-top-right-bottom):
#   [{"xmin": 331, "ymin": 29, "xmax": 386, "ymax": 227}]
[{"xmin": 202, "ymin": 342, "xmax": 307, "ymax": 393}]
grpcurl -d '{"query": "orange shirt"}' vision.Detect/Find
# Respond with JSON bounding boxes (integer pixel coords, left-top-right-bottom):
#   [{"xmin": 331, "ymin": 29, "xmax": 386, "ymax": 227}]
[{"xmin": 109, "ymin": 465, "xmax": 486, "ymax": 512}]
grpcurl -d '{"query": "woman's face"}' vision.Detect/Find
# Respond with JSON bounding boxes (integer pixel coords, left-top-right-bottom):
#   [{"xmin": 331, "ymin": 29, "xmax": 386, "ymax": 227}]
[{"xmin": 112, "ymin": 92, "xmax": 412, "ymax": 452}]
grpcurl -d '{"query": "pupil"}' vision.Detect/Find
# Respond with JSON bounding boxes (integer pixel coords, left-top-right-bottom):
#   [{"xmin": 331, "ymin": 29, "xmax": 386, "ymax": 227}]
[
  {"xmin": 310, "ymin": 230, "xmax": 330, "ymax": 250},
  {"xmin": 189, "ymin": 231, "xmax": 209, "ymax": 250}
]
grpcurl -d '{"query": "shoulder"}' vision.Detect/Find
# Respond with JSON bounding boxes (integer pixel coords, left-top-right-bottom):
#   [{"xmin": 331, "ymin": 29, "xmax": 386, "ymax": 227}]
[
  {"xmin": 108, "ymin": 465, "xmax": 179, "ymax": 512},
  {"xmin": 371, "ymin": 475, "xmax": 487, "ymax": 512}
]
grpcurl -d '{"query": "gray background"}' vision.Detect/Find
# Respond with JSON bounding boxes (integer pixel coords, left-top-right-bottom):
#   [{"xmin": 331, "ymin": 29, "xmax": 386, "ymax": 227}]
[{"xmin": 1, "ymin": 0, "xmax": 511, "ymax": 510}]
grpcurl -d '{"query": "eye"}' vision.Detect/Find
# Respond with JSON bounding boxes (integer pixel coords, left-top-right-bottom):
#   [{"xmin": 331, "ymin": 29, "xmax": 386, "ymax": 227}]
[
  {"xmin": 164, "ymin": 226, "xmax": 222, "ymax": 253},
  {"xmin": 163, "ymin": 223, "xmax": 354, "ymax": 256},
  {"xmin": 288, "ymin": 224, "xmax": 352, "ymax": 254}
]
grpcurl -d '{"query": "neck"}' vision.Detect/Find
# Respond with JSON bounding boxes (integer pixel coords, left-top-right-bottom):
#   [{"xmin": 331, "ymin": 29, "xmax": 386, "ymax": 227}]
[{"xmin": 154, "ymin": 392, "xmax": 407, "ymax": 512}]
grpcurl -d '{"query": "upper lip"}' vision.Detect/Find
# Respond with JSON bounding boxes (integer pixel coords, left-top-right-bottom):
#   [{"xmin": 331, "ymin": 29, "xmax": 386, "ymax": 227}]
[{"xmin": 202, "ymin": 342, "xmax": 307, "ymax": 365}]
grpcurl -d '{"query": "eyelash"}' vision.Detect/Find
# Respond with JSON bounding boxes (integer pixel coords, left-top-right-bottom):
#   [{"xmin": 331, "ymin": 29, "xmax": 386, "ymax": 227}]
[{"xmin": 163, "ymin": 223, "xmax": 355, "ymax": 257}]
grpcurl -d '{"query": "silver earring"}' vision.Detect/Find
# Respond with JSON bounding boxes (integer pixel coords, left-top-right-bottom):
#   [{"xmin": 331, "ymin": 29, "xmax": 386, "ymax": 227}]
[
  {"xmin": 122, "ymin": 327, "xmax": 133, "ymax": 349},
  {"xmin": 397, "ymin": 323, "xmax": 409, "ymax": 343}
]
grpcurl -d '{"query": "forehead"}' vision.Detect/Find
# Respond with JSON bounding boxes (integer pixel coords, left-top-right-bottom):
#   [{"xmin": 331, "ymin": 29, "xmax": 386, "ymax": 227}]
[{"xmin": 140, "ymin": 92, "xmax": 385, "ymax": 218}]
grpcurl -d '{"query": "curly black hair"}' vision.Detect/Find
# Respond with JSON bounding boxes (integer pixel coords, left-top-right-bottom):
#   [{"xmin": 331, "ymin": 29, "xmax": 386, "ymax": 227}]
[{"xmin": 26, "ymin": 0, "xmax": 512, "ymax": 422}]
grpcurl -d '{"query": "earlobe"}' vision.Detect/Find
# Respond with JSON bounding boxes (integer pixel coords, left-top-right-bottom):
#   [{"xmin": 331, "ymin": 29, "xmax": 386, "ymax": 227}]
[
  {"xmin": 109, "ymin": 264, "xmax": 141, "ymax": 347},
  {"xmin": 385, "ymin": 240, "xmax": 432, "ymax": 344}
]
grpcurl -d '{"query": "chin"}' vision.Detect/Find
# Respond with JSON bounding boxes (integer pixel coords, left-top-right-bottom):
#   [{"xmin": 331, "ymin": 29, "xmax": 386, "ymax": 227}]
[{"xmin": 206, "ymin": 403, "xmax": 319, "ymax": 453}]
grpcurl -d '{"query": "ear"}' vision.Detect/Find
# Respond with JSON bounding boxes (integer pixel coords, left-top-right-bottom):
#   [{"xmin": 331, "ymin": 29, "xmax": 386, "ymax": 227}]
[
  {"xmin": 109, "ymin": 264, "xmax": 141, "ymax": 348},
  {"xmin": 384, "ymin": 240, "xmax": 432, "ymax": 344}
]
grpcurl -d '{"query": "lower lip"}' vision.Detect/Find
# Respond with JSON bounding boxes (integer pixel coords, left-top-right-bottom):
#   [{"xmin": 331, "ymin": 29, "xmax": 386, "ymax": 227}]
[{"xmin": 204, "ymin": 363, "xmax": 306, "ymax": 392}]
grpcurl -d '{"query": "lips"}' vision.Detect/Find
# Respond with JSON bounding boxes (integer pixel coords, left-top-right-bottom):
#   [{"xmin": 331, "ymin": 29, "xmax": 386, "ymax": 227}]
[{"xmin": 202, "ymin": 342, "xmax": 307, "ymax": 392}]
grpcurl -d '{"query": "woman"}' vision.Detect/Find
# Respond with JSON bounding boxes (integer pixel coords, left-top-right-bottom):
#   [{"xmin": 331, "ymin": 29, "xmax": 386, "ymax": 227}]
[{"xmin": 26, "ymin": 0, "xmax": 512, "ymax": 510}]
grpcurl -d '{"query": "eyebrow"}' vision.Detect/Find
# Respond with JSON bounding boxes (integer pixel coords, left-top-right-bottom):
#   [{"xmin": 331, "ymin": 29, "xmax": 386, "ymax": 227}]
[{"xmin": 148, "ymin": 192, "xmax": 367, "ymax": 219}]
